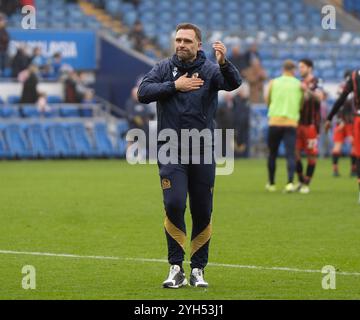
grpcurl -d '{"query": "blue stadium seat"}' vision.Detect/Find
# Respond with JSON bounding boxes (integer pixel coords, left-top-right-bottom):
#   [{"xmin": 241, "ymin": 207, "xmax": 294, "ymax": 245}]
[
  {"xmin": 174, "ymin": 2, "xmax": 190, "ymax": 11},
  {"xmin": 67, "ymin": 122, "xmax": 95, "ymax": 158},
  {"xmin": 114, "ymin": 121, "xmax": 129, "ymax": 158},
  {"xmin": 50, "ymin": 10, "xmax": 66, "ymax": 19},
  {"xmin": 144, "ymin": 49, "xmax": 158, "ymax": 60},
  {"xmin": 36, "ymin": 21, "xmax": 49, "ymax": 29},
  {"xmin": 21, "ymin": 106, "xmax": 40, "ymax": 118},
  {"xmin": 175, "ymin": 12, "xmax": 190, "ymax": 23},
  {"xmin": 242, "ymin": 1, "xmax": 256, "ymax": 11},
  {"xmin": 105, "ymin": 0, "xmax": 121, "ymax": 15},
  {"xmin": 36, "ymin": 15, "xmax": 48, "ymax": 23},
  {"xmin": 79, "ymin": 104, "xmax": 94, "ymax": 117},
  {"xmin": 257, "ymin": 2, "xmax": 271, "ymax": 11},
  {"xmin": 93, "ymin": 123, "xmax": 115, "ymax": 158},
  {"xmin": 123, "ymin": 11, "xmax": 138, "ymax": 26},
  {"xmin": 225, "ymin": 2, "xmax": 239, "ymax": 11},
  {"xmin": 43, "ymin": 107, "xmax": 59, "ymax": 118},
  {"xmin": 138, "ymin": 1, "xmax": 155, "ymax": 13},
  {"xmin": 7, "ymin": 95, "xmax": 20, "ymax": 104},
  {"xmin": 65, "ymin": 2, "xmax": 81, "ymax": 12},
  {"xmin": 25, "ymin": 123, "xmax": 55, "ymax": 158},
  {"xmin": 320, "ymin": 68, "xmax": 336, "ymax": 79},
  {"xmin": 208, "ymin": 1, "xmax": 222, "ymax": 11},
  {"xmin": 119, "ymin": 2, "xmax": 136, "ymax": 14},
  {"xmin": 68, "ymin": 21, "xmax": 85, "ymax": 29},
  {"xmin": 2, "ymin": 67, "xmax": 12, "ymax": 78},
  {"xmin": 84, "ymin": 20, "xmax": 101, "ymax": 29},
  {"xmin": 68, "ymin": 10, "xmax": 84, "ymax": 19},
  {"xmin": 35, "ymin": 0, "xmax": 48, "ymax": 9},
  {"xmin": 157, "ymin": 1, "xmax": 172, "ymax": 11},
  {"xmin": 48, "ymin": 21, "xmax": 67, "ymax": 29},
  {"xmin": 0, "ymin": 125, "xmax": 10, "ymax": 159},
  {"xmin": 0, "ymin": 106, "xmax": 19, "ymax": 118},
  {"xmin": 274, "ymin": 2, "xmax": 289, "ymax": 13},
  {"xmin": 59, "ymin": 106, "xmax": 80, "ymax": 118},
  {"xmin": 47, "ymin": 95, "xmax": 63, "ymax": 104},
  {"xmin": 3, "ymin": 124, "xmax": 32, "ymax": 159},
  {"xmin": 46, "ymin": 123, "xmax": 76, "ymax": 158}
]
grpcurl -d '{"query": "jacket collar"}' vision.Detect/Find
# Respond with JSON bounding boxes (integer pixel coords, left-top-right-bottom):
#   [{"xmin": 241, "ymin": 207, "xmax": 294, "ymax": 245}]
[{"xmin": 171, "ymin": 50, "xmax": 206, "ymax": 72}]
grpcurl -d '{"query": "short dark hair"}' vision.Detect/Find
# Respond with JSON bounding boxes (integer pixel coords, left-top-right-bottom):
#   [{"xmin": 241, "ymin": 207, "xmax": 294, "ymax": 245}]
[
  {"xmin": 283, "ymin": 59, "xmax": 296, "ymax": 71},
  {"xmin": 299, "ymin": 58, "xmax": 314, "ymax": 69},
  {"xmin": 175, "ymin": 23, "xmax": 202, "ymax": 42}
]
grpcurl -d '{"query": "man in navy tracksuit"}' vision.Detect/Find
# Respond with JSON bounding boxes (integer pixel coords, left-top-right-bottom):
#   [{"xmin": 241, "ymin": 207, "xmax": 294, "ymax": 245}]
[{"xmin": 138, "ymin": 23, "xmax": 241, "ymax": 288}]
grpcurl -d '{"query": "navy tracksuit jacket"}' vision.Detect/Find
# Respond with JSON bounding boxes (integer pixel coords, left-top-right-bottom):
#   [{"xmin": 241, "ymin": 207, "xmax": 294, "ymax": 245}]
[{"xmin": 138, "ymin": 50, "xmax": 242, "ymax": 269}]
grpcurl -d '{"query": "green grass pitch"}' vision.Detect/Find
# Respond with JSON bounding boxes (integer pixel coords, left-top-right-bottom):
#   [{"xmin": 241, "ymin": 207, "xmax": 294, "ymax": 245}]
[{"xmin": 0, "ymin": 159, "xmax": 359, "ymax": 299}]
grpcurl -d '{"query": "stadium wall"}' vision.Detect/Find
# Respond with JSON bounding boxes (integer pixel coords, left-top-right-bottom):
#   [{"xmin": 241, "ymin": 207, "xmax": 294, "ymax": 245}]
[{"xmin": 94, "ymin": 33, "xmax": 155, "ymax": 111}]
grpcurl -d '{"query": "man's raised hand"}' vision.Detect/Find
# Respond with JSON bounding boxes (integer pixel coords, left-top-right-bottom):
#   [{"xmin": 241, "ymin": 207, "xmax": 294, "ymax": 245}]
[{"xmin": 213, "ymin": 41, "xmax": 227, "ymax": 65}]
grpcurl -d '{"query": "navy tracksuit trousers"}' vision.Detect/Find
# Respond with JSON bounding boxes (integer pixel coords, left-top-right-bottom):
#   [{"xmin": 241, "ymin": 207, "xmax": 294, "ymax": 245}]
[{"xmin": 159, "ymin": 161, "xmax": 216, "ymax": 270}]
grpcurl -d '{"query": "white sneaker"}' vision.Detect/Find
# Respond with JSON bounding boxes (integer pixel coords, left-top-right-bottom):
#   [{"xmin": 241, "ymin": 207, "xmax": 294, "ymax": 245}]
[
  {"xmin": 190, "ymin": 268, "xmax": 208, "ymax": 288},
  {"xmin": 299, "ymin": 185, "xmax": 310, "ymax": 194},
  {"xmin": 283, "ymin": 182, "xmax": 296, "ymax": 193},
  {"xmin": 265, "ymin": 183, "xmax": 277, "ymax": 192},
  {"xmin": 162, "ymin": 265, "xmax": 187, "ymax": 289}
]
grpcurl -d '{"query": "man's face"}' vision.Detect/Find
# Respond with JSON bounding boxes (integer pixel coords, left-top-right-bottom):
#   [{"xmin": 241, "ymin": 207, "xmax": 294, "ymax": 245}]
[
  {"xmin": 175, "ymin": 29, "xmax": 201, "ymax": 62},
  {"xmin": 298, "ymin": 62, "xmax": 311, "ymax": 78}
]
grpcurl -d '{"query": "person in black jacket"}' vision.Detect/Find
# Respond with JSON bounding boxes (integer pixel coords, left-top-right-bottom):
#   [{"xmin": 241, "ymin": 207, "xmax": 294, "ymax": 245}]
[
  {"xmin": 20, "ymin": 64, "xmax": 38, "ymax": 104},
  {"xmin": 11, "ymin": 46, "xmax": 30, "ymax": 78},
  {"xmin": 137, "ymin": 23, "xmax": 242, "ymax": 289},
  {"xmin": 233, "ymin": 87, "xmax": 251, "ymax": 157},
  {"xmin": 0, "ymin": 13, "xmax": 9, "ymax": 75}
]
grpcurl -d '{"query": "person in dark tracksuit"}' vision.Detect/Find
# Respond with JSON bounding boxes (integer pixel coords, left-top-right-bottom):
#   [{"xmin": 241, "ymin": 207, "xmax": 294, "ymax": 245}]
[{"xmin": 137, "ymin": 23, "xmax": 242, "ymax": 288}]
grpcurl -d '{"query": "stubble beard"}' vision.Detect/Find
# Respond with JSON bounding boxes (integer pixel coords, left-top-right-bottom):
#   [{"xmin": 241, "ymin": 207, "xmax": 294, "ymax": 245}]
[{"xmin": 176, "ymin": 49, "xmax": 196, "ymax": 63}]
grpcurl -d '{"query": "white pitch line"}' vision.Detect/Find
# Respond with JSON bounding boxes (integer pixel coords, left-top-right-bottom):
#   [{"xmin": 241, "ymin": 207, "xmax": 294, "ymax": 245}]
[{"xmin": 1, "ymin": 249, "xmax": 360, "ymax": 277}]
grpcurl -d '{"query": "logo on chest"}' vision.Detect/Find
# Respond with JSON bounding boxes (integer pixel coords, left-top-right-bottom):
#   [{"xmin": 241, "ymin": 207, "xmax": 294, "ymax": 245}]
[{"xmin": 192, "ymin": 72, "xmax": 199, "ymax": 78}]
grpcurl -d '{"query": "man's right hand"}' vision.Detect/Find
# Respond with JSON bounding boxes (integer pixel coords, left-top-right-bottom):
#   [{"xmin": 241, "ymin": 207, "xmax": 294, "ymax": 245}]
[{"xmin": 175, "ymin": 73, "xmax": 204, "ymax": 92}]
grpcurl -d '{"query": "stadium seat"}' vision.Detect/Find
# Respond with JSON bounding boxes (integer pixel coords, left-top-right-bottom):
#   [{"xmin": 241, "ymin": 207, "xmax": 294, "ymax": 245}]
[
  {"xmin": 114, "ymin": 121, "xmax": 129, "ymax": 158},
  {"xmin": 7, "ymin": 95, "xmax": 20, "ymax": 104},
  {"xmin": 59, "ymin": 106, "xmax": 80, "ymax": 118},
  {"xmin": 93, "ymin": 123, "xmax": 115, "ymax": 158},
  {"xmin": 47, "ymin": 95, "xmax": 63, "ymax": 104},
  {"xmin": 48, "ymin": 21, "xmax": 67, "ymax": 29},
  {"xmin": 105, "ymin": 0, "xmax": 121, "ymax": 16},
  {"xmin": 0, "ymin": 125, "xmax": 10, "ymax": 159},
  {"xmin": 0, "ymin": 106, "xmax": 19, "ymax": 118},
  {"xmin": 25, "ymin": 123, "xmax": 55, "ymax": 158},
  {"xmin": 2, "ymin": 67, "xmax": 12, "ymax": 78},
  {"xmin": 79, "ymin": 105, "xmax": 94, "ymax": 118},
  {"xmin": 123, "ymin": 11, "xmax": 138, "ymax": 26},
  {"xmin": 21, "ymin": 106, "xmax": 40, "ymax": 118},
  {"xmin": 50, "ymin": 10, "xmax": 66, "ymax": 19},
  {"xmin": 3, "ymin": 124, "xmax": 32, "ymax": 159},
  {"xmin": 67, "ymin": 122, "xmax": 95, "ymax": 158},
  {"xmin": 46, "ymin": 123, "xmax": 77, "ymax": 158}
]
